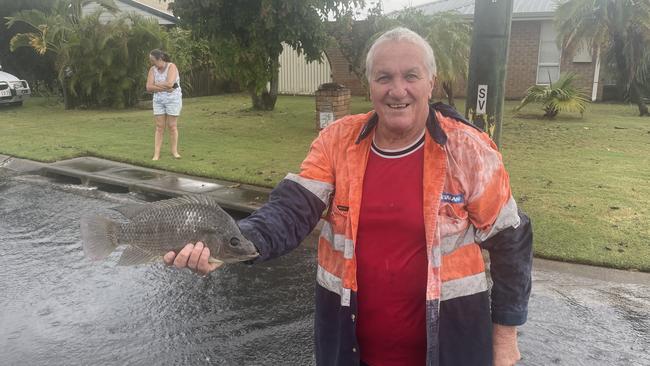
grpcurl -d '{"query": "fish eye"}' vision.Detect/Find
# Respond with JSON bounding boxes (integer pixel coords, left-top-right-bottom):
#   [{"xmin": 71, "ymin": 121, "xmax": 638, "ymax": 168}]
[{"xmin": 229, "ymin": 237, "xmax": 240, "ymax": 247}]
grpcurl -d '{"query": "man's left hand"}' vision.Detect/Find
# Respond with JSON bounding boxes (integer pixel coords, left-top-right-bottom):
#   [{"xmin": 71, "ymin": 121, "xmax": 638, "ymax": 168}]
[{"xmin": 493, "ymin": 324, "xmax": 521, "ymax": 366}]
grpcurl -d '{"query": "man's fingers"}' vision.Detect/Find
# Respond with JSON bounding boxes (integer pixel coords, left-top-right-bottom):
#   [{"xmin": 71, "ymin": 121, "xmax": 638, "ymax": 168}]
[
  {"xmin": 163, "ymin": 251, "xmax": 176, "ymax": 265},
  {"xmin": 187, "ymin": 242, "xmax": 204, "ymax": 270},
  {"xmin": 197, "ymin": 247, "xmax": 223, "ymax": 275},
  {"xmin": 173, "ymin": 243, "xmax": 194, "ymax": 268}
]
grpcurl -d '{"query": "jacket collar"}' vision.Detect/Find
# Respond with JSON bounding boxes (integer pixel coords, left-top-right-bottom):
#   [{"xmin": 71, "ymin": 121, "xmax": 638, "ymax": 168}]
[{"xmin": 355, "ymin": 103, "xmax": 465, "ymax": 146}]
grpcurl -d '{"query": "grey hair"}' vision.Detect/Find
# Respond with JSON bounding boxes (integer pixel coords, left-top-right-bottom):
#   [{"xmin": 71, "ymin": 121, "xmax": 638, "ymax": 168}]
[{"xmin": 365, "ymin": 27, "xmax": 437, "ymax": 81}]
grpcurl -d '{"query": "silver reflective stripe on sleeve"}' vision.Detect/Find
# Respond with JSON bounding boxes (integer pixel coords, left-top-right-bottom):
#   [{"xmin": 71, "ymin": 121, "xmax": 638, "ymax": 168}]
[
  {"xmin": 317, "ymin": 265, "xmax": 351, "ymax": 306},
  {"xmin": 474, "ymin": 196, "xmax": 520, "ymax": 243},
  {"xmin": 440, "ymin": 225, "xmax": 476, "ymax": 255},
  {"xmin": 320, "ymin": 221, "xmax": 355, "ymax": 259},
  {"xmin": 441, "ymin": 272, "xmax": 488, "ymax": 301},
  {"xmin": 285, "ymin": 173, "xmax": 333, "ymax": 205}
]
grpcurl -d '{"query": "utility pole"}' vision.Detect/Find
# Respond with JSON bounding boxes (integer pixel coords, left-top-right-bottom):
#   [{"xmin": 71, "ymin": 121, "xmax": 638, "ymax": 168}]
[{"xmin": 465, "ymin": 0, "xmax": 513, "ymax": 147}]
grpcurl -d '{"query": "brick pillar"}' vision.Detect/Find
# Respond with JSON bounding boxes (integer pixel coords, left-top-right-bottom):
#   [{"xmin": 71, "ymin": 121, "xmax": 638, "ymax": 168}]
[{"xmin": 315, "ymin": 83, "xmax": 351, "ymax": 130}]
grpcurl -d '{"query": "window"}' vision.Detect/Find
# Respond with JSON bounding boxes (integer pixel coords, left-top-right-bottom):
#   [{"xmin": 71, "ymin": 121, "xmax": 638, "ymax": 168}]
[
  {"xmin": 537, "ymin": 21, "xmax": 561, "ymax": 85},
  {"xmin": 572, "ymin": 41, "xmax": 593, "ymax": 63}
]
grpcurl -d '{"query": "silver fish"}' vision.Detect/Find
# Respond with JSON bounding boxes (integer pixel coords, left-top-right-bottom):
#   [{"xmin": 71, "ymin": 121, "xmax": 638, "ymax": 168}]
[{"xmin": 81, "ymin": 195, "xmax": 259, "ymax": 266}]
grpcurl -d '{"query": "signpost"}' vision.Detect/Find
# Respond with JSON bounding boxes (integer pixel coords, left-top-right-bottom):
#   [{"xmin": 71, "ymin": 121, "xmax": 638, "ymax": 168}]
[{"xmin": 465, "ymin": 0, "xmax": 513, "ymax": 147}]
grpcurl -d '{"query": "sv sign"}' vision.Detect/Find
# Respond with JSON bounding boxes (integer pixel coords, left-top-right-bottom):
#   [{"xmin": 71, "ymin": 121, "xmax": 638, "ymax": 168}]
[{"xmin": 476, "ymin": 84, "xmax": 488, "ymax": 114}]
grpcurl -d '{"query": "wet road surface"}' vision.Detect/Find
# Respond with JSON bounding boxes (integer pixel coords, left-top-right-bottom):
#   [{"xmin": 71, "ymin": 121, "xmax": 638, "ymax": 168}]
[{"xmin": 0, "ymin": 172, "xmax": 648, "ymax": 365}]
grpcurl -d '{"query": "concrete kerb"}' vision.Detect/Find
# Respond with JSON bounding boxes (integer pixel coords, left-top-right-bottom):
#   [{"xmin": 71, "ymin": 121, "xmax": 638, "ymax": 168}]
[
  {"xmin": 1, "ymin": 155, "xmax": 270, "ymax": 215},
  {"xmin": 0, "ymin": 155, "xmax": 48, "ymax": 174}
]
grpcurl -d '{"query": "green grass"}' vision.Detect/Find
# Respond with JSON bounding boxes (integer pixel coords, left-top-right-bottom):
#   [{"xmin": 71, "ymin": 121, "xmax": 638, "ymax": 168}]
[
  {"xmin": 0, "ymin": 95, "xmax": 371, "ymax": 186},
  {"xmin": 1, "ymin": 95, "xmax": 649, "ymax": 271},
  {"xmin": 503, "ymin": 101, "xmax": 650, "ymax": 272}
]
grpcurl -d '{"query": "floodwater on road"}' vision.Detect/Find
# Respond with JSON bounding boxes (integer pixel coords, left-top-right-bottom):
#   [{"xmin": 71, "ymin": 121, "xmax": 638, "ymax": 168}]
[{"xmin": 0, "ymin": 171, "xmax": 648, "ymax": 365}]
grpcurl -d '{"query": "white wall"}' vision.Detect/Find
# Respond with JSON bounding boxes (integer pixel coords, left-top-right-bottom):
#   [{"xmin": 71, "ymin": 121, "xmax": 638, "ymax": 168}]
[{"xmin": 278, "ymin": 43, "xmax": 332, "ymax": 95}]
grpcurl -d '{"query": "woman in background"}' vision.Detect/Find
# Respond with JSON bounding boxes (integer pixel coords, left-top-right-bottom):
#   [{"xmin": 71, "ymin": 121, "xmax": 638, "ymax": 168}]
[{"xmin": 146, "ymin": 49, "xmax": 182, "ymax": 160}]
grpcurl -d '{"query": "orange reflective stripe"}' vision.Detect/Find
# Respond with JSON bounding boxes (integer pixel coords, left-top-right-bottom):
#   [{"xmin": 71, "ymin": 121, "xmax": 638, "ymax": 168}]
[
  {"xmin": 441, "ymin": 243, "xmax": 485, "ymax": 282},
  {"xmin": 318, "ymin": 237, "xmax": 357, "ymax": 290}
]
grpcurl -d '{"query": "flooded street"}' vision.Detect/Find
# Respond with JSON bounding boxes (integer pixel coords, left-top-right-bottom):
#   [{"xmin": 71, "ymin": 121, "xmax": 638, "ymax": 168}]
[{"xmin": 1, "ymin": 172, "xmax": 648, "ymax": 365}]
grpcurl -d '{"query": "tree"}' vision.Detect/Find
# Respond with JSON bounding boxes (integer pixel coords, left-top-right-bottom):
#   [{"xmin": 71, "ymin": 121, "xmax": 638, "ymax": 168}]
[
  {"xmin": 556, "ymin": 0, "xmax": 650, "ymax": 116},
  {"xmin": 8, "ymin": 0, "xmax": 167, "ymax": 109},
  {"xmin": 514, "ymin": 72, "xmax": 590, "ymax": 118},
  {"xmin": 169, "ymin": 0, "xmax": 363, "ymax": 111},
  {"xmin": 0, "ymin": 0, "xmax": 57, "ymax": 89},
  {"xmin": 329, "ymin": 2, "xmax": 393, "ymax": 95},
  {"xmin": 6, "ymin": 0, "xmax": 119, "ymax": 108},
  {"xmin": 64, "ymin": 13, "xmax": 167, "ymax": 108}
]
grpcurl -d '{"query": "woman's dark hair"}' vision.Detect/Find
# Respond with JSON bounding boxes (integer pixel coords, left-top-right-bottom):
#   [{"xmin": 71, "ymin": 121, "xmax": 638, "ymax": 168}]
[{"xmin": 150, "ymin": 49, "xmax": 171, "ymax": 62}]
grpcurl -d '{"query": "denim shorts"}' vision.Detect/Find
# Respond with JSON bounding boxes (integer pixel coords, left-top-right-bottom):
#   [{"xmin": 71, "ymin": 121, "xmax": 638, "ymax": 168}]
[{"xmin": 153, "ymin": 96, "xmax": 182, "ymax": 116}]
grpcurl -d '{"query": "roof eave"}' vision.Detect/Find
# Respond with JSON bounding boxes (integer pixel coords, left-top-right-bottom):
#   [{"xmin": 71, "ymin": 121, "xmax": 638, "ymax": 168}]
[{"xmin": 118, "ymin": 0, "xmax": 178, "ymax": 24}]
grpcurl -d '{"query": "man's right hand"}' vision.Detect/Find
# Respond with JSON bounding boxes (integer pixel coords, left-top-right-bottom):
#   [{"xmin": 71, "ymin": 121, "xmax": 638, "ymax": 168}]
[{"xmin": 163, "ymin": 241, "xmax": 222, "ymax": 275}]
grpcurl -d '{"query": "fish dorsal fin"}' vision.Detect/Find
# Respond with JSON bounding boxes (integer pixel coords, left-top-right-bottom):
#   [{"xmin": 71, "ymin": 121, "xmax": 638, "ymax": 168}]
[
  {"xmin": 117, "ymin": 246, "xmax": 158, "ymax": 266},
  {"xmin": 155, "ymin": 195, "xmax": 223, "ymax": 210},
  {"xmin": 112, "ymin": 203, "xmax": 149, "ymax": 219}
]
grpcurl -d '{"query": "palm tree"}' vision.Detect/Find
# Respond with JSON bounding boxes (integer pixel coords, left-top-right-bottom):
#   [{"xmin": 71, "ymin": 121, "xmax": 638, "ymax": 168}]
[
  {"xmin": 514, "ymin": 72, "xmax": 590, "ymax": 118},
  {"xmin": 5, "ymin": 0, "xmax": 118, "ymax": 108},
  {"xmin": 556, "ymin": 0, "xmax": 650, "ymax": 116}
]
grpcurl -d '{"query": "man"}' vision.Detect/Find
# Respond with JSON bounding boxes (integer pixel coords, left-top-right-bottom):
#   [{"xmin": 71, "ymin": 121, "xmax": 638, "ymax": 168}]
[{"xmin": 164, "ymin": 27, "xmax": 532, "ymax": 366}]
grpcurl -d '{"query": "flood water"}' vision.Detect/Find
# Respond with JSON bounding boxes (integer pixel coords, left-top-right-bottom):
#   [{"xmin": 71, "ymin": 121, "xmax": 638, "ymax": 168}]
[{"xmin": 0, "ymin": 171, "xmax": 649, "ymax": 366}]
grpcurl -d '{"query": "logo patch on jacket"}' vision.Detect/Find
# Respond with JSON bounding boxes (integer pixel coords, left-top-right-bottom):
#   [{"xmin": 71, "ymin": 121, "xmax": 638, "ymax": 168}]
[{"xmin": 441, "ymin": 193, "xmax": 464, "ymax": 204}]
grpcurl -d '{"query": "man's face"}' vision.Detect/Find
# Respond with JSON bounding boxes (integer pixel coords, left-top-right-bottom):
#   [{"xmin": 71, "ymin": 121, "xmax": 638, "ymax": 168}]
[{"xmin": 369, "ymin": 41, "xmax": 434, "ymax": 134}]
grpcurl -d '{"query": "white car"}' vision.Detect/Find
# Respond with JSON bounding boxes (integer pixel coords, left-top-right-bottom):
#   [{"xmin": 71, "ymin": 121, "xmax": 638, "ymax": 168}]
[{"xmin": 0, "ymin": 65, "xmax": 31, "ymax": 106}]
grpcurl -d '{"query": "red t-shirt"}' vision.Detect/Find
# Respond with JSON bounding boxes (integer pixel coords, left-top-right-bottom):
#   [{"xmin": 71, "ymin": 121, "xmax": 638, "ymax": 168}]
[{"xmin": 355, "ymin": 134, "xmax": 428, "ymax": 366}]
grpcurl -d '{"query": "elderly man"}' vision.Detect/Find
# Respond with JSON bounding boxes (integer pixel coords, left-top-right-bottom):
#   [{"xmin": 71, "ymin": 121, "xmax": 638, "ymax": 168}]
[{"xmin": 164, "ymin": 27, "xmax": 533, "ymax": 366}]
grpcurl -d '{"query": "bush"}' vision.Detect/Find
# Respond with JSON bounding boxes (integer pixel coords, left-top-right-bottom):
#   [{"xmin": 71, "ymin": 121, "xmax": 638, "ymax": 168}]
[
  {"xmin": 65, "ymin": 13, "xmax": 166, "ymax": 109},
  {"xmin": 515, "ymin": 72, "xmax": 590, "ymax": 118}
]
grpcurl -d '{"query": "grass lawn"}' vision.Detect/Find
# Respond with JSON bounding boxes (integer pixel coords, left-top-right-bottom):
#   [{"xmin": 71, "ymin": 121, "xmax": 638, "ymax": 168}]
[{"xmin": 1, "ymin": 95, "xmax": 649, "ymax": 271}]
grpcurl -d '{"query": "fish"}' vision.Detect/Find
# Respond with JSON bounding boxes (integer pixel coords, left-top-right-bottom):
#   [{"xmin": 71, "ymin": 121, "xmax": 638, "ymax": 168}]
[{"xmin": 80, "ymin": 195, "xmax": 259, "ymax": 266}]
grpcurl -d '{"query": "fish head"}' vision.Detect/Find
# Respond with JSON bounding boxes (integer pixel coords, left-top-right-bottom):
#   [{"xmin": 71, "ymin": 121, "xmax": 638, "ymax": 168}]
[{"xmin": 202, "ymin": 227, "xmax": 259, "ymax": 263}]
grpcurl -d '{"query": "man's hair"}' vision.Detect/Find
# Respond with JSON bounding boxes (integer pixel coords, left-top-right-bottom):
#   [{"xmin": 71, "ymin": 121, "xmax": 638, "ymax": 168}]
[{"xmin": 365, "ymin": 27, "xmax": 437, "ymax": 81}]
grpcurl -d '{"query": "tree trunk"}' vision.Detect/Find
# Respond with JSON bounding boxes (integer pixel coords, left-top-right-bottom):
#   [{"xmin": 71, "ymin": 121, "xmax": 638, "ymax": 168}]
[
  {"xmin": 442, "ymin": 81, "xmax": 455, "ymax": 107},
  {"xmin": 249, "ymin": 56, "xmax": 279, "ymax": 111},
  {"xmin": 611, "ymin": 37, "xmax": 648, "ymax": 116},
  {"xmin": 60, "ymin": 77, "xmax": 73, "ymax": 110},
  {"xmin": 629, "ymin": 80, "xmax": 649, "ymax": 116}
]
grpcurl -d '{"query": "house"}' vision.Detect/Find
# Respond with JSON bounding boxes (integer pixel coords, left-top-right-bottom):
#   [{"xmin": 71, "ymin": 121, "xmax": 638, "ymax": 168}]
[
  {"xmin": 329, "ymin": 0, "xmax": 603, "ymax": 101},
  {"xmin": 82, "ymin": 0, "xmax": 177, "ymax": 26}
]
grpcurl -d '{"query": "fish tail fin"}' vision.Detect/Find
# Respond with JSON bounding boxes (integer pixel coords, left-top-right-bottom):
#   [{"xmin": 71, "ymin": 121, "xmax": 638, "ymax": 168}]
[{"xmin": 80, "ymin": 214, "xmax": 120, "ymax": 260}]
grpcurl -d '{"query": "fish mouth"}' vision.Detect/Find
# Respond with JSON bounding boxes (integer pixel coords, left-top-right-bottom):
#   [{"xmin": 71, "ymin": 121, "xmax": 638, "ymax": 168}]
[{"xmin": 209, "ymin": 252, "xmax": 259, "ymax": 264}]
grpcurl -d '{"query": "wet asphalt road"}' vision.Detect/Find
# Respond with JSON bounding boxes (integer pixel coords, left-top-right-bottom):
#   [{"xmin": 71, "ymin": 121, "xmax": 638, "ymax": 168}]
[{"xmin": 0, "ymin": 173, "xmax": 648, "ymax": 365}]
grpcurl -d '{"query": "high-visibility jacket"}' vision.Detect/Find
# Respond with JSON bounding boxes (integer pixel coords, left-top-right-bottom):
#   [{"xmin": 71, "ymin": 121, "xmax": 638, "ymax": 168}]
[{"xmin": 238, "ymin": 103, "xmax": 533, "ymax": 366}]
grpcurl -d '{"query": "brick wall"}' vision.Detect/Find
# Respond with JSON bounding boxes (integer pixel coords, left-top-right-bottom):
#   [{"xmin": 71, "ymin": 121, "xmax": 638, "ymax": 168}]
[
  {"xmin": 504, "ymin": 21, "xmax": 542, "ymax": 99},
  {"xmin": 560, "ymin": 49, "xmax": 600, "ymax": 101},
  {"xmin": 325, "ymin": 46, "xmax": 366, "ymax": 96}
]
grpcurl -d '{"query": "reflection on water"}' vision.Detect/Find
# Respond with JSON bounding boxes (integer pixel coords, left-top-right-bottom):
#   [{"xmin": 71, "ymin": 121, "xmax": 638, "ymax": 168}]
[{"xmin": 0, "ymin": 173, "xmax": 648, "ymax": 365}]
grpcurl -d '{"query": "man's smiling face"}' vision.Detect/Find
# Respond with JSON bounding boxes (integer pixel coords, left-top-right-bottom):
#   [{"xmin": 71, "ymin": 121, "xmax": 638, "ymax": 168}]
[{"xmin": 369, "ymin": 40, "xmax": 435, "ymax": 135}]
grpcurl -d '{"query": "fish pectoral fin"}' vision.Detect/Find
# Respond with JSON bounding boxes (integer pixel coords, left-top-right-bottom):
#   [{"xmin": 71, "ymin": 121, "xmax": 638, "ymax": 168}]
[
  {"xmin": 117, "ymin": 246, "xmax": 158, "ymax": 266},
  {"xmin": 111, "ymin": 203, "xmax": 149, "ymax": 219}
]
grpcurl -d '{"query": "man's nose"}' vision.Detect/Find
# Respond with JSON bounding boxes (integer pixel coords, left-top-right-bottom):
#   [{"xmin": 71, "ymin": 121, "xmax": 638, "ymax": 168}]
[{"xmin": 388, "ymin": 78, "xmax": 408, "ymax": 98}]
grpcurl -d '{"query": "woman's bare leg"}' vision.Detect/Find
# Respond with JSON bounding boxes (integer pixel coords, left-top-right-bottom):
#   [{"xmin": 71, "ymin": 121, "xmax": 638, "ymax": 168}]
[
  {"xmin": 167, "ymin": 115, "xmax": 180, "ymax": 158},
  {"xmin": 153, "ymin": 114, "xmax": 166, "ymax": 160}
]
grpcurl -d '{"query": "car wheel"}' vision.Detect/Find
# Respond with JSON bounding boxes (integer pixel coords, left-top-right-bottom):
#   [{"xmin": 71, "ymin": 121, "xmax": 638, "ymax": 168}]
[{"xmin": 13, "ymin": 101, "xmax": 23, "ymax": 106}]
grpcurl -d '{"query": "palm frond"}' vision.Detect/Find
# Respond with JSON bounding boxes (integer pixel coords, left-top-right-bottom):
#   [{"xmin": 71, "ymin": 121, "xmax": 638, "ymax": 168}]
[{"xmin": 515, "ymin": 72, "xmax": 590, "ymax": 117}]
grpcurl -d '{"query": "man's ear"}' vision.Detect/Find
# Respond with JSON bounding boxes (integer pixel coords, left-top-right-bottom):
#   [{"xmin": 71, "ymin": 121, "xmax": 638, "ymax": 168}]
[{"xmin": 428, "ymin": 76, "xmax": 436, "ymax": 99}]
